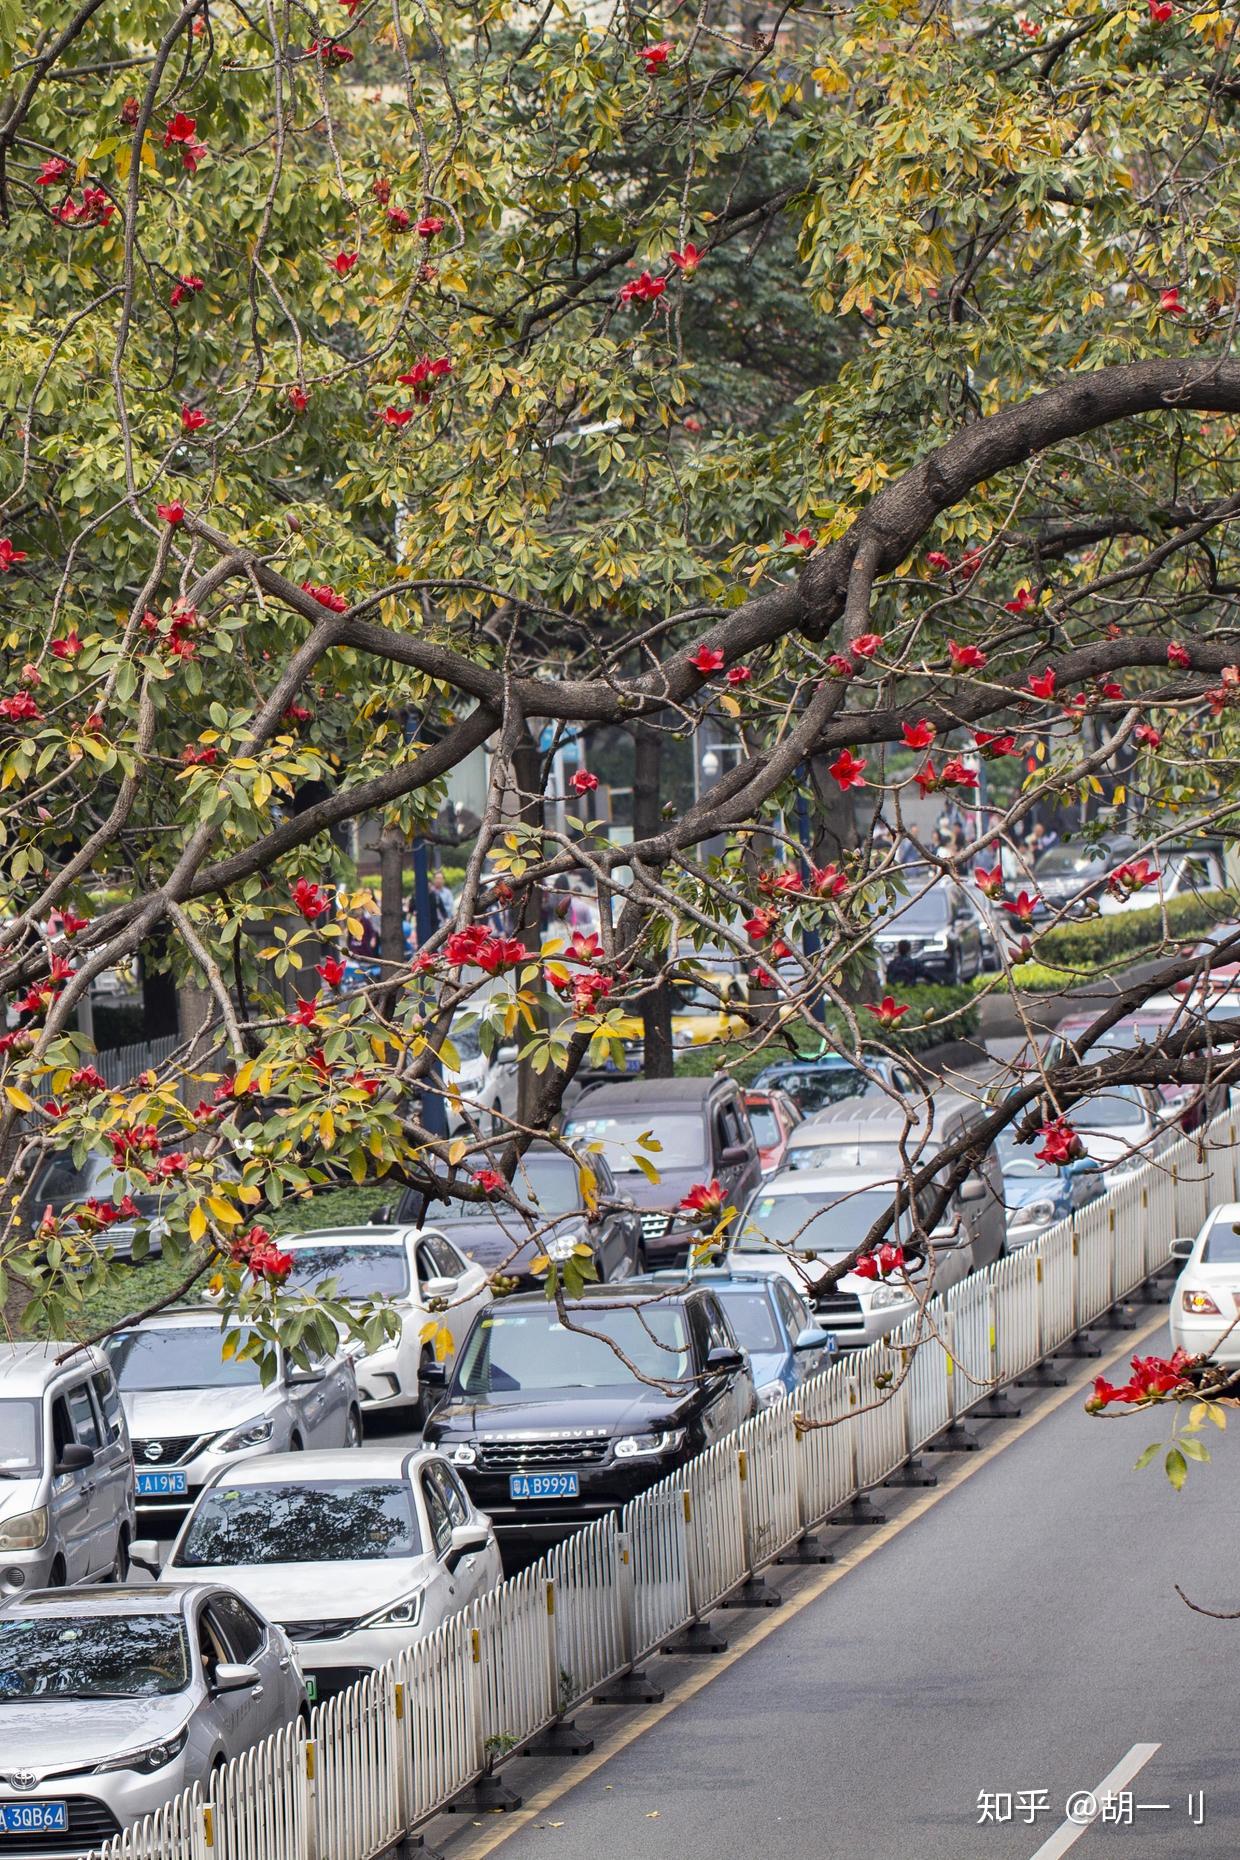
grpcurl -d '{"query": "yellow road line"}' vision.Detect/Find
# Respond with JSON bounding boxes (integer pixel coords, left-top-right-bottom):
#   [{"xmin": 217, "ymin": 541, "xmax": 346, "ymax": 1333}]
[{"xmin": 448, "ymin": 1310, "xmax": 1167, "ymax": 1860}]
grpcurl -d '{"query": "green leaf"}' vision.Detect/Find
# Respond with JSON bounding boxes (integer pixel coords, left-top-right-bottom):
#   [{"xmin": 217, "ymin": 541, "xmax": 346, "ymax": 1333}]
[
  {"xmin": 1165, "ymin": 1447, "xmax": 1188, "ymax": 1492},
  {"xmin": 1180, "ymin": 1435, "xmax": 1211, "ymax": 1464},
  {"xmin": 1133, "ymin": 1442, "xmax": 1162, "ymax": 1472}
]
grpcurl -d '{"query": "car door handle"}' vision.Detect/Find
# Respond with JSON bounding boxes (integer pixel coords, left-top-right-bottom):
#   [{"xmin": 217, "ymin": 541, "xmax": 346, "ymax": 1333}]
[
  {"xmin": 250, "ymin": 1684, "xmax": 265, "ymax": 1700},
  {"xmin": 79, "ymin": 1482, "xmax": 94, "ymax": 1497}
]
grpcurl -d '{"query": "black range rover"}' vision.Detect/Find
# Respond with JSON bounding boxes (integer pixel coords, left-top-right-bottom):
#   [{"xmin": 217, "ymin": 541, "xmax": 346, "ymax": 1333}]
[{"xmin": 422, "ymin": 1284, "xmax": 756, "ymax": 1543}]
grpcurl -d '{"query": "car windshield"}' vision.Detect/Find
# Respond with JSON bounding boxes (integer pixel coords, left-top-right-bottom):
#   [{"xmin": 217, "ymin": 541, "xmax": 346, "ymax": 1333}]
[
  {"xmin": 436, "ymin": 1152, "xmax": 586, "ymax": 1215},
  {"xmin": 0, "ymin": 1398, "xmax": 41, "ymax": 1475},
  {"xmin": 176, "ymin": 1479, "xmax": 422, "ymax": 1567},
  {"xmin": 762, "ymin": 1067, "xmax": 876, "ymax": 1116},
  {"xmin": 1073, "ymin": 1088, "xmax": 1147, "ymax": 1129},
  {"xmin": 457, "ymin": 1305, "xmax": 691, "ymax": 1393},
  {"xmin": 105, "ymin": 1326, "xmax": 263, "ymax": 1391},
  {"xmin": 1036, "ymin": 846, "xmax": 1114, "ymax": 879},
  {"xmin": 1202, "ymin": 1218, "xmax": 1240, "ymax": 1264},
  {"xmin": 747, "ymin": 1104, "xmax": 780, "ymax": 1147},
  {"xmin": 994, "ymin": 1129, "xmax": 1060, "ymax": 1178},
  {"xmin": 281, "ymin": 1244, "xmax": 411, "ymax": 1299},
  {"xmin": 0, "ymin": 1613, "xmax": 189, "ymax": 1699},
  {"xmin": 784, "ymin": 1138, "xmax": 906, "ymax": 1174},
  {"xmin": 562, "ymin": 1113, "xmax": 705, "ymax": 1174},
  {"xmin": 32, "ymin": 1153, "xmax": 163, "ymax": 1217},
  {"xmin": 449, "ymin": 1021, "xmax": 482, "ymax": 1063},
  {"xmin": 714, "ymin": 1292, "xmax": 780, "ymax": 1353},
  {"xmin": 735, "ymin": 1189, "xmax": 906, "ymax": 1253},
  {"xmin": 876, "ymin": 886, "xmax": 951, "ymax": 930}
]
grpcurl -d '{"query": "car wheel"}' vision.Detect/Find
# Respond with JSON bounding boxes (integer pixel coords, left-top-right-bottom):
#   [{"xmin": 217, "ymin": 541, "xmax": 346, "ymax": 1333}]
[
  {"xmin": 634, "ymin": 1243, "xmax": 648, "ymax": 1276},
  {"xmin": 106, "ymin": 1528, "xmax": 130, "ymax": 1583},
  {"xmin": 47, "ymin": 1556, "xmax": 66, "ymax": 1588},
  {"xmin": 411, "ymin": 1348, "xmax": 437, "ymax": 1431},
  {"xmin": 344, "ymin": 1405, "xmax": 363, "ymax": 1448},
  {"xmin": 946, "ymin": 950, "xmax": 961, "ymax": 986},
  {"xmin": 288, "ymin": 1433, "xmax": 304, "ymax": 1452}
]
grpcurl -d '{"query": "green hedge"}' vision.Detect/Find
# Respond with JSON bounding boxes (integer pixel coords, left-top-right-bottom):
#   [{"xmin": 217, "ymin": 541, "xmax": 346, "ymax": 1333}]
[
  {"xmin": 975, "ymin": 888, "xmax": 1236, "ymax": 995},
  {"xmin": 674, "ymin": 983, "xmax": 980, "ymax": 1086}
]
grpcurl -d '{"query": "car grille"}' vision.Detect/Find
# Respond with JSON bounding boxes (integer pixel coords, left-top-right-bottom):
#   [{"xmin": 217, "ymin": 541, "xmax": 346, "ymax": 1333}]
[
  {"xmin": 283, "ymin": 1618, "xmax": 356, "ymax": 1641},
  {"xmin": 133, "ymin": 1435, "xmax": 205, "ymax": 1466},
  {"xmin": 639, "ymin": 1211, "xmax": 672, "ymax": 1241},
  {"xmin": 0, "ymin": 1797, "xmax": 120, "ymax": 1855},
  {"xmin": 813, "ymin": 1292, "xmax": 865, "ymax": 1330},
  {"xmin": 307, "ymin": 1667, "xmax": 370, "ymax": 1704},
  {"xmin": 478, "ymin": 1437, "xmax": 610, "ymax": 1469}
]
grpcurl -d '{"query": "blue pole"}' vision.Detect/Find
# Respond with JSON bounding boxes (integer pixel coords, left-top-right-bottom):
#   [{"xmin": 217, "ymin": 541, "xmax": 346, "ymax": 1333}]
[
  {"xmin": 795, "ymin": 770, "xmax": 826, "ymax": 1026},
  {"xmin": 412, "ymin": 835, "xmax": 447, "ymax": 1139}
]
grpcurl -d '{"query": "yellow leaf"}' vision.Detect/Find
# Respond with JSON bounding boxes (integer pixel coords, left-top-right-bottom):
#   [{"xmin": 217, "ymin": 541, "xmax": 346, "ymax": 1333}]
[
  {"xmin": 4, "ymin": 1086, "xmax": 33, "ymax": 1112},
  {"xmin": 578, "ymin": 1164, "xmax": 599, "ymax": 1213},
  {"xmin": 631, "ymin": 1152, "xmax": 662, "ymax": 1185},
  {"xmin": 319, "ymin": 1109, "xmax": 336, "ymax": 1148},
  {"xmin": 448, "ymin": 1137, "xmax": 468, "ymax": 1165},
  {"xmin": 237, "ymin": 1183, "xmax": 262, "ymax": 1205},
  {"xmin": 207, "ymin": 1195, "xmax": 242, "ymax": 1226},
  {"xmin": 234, "ymin": 1060, "xmax": 255, "ymax": 1095},
  {"xmin": 188, "ymin": 1204, "xmax": 208, "ymax": 1243},
  {"xmin": 139, "ymin": 129, "xmax": 157, "ymax": 169},
  {"xmin": 115, "ymin": 143, "xmax": 132, "ymax": 184}
]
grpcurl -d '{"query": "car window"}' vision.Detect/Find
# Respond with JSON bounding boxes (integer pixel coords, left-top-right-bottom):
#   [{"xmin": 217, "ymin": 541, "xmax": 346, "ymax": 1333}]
[
  {"xmin": 426, "ymin": 1235, "xmax": 465, "ymax": 1279},
  {"xmin": 197, "ymin": 1607, "xmax": 231, "ymax": 1687},
  {"xmin": 457, "ymin": 1305, "xmax": 691, "ymax": 1393},
  {"xmin": 105, "ymin": 1325, "xmax": 263, "ymax": 1391},
  {"xmin": 207, "ymin": 1593, "xmax": 266, "ymax": 1663},
  {"xmin": 716, "ymin": 1291, "xmax": 780, "ymax": 1353},
  {"xmin": 63, "ymin": 1379, "xmax": 102, "ymax": 1450},
  {"xmin": 0, "ymin": 1398, "xmax": 41, "ymax": 1475},
  {"xmin": 280, "ymin": 1244, "xmax": 411, "ymax": 1299},
  {"xmin": 773, "ymin": 1278, "xmax": 807, "ymax": 1334},
  {"xmin": 0, "ymin": 1611, "xmax": 190, "ymax": 1699},
  {"xmin": 699, "ymin": 1294, "xmax": 733, "ymax": 1354},
  {"xmin": 90, "ymin": 1370, "xmax": 124, "ymax": 1445},
  {"xmin": 421, "ymin": 1471, "xmax": 454, "ymax": 1555},
  {"xmin": 425, "ymin": 1460, "xmax": 469, "ymax": 1528},
  {"xmin": 175, "ymin": 1480, "xmax": 423, "ymax": 1567},
  {"xmin": 563, "ymin": 1111, "xmax": 706, "ymax": 1173}
]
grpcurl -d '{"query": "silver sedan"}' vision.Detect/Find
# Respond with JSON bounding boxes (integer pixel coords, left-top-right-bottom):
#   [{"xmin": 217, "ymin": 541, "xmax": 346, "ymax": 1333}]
[{"xmin": 0, "ymin": 1583, "xmax": 306, "ymax": 1857}]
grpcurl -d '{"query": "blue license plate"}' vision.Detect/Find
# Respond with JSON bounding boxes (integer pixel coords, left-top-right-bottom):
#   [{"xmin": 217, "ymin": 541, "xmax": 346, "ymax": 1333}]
[
  {"xmin": 824, "ymin": 1334, "xmax": 838, "ymax": 1354},
  {"xmin": 0, "ymin": 1803, "xmax": 68, "ymax": 1834},
  {"xmin": 509, "ymin": 1472, "xmax": 580, "ymax": 1501},
  {"xmin": 137, "ymin": 1469, "xmax": 187, "ymax": 1496}
]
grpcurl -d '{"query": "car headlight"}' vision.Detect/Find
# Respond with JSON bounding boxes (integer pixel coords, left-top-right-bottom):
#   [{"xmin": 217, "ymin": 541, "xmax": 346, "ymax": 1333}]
[
  {"xmin": 0, "ymin": 1507, "xmax": 48, "ymax": 1552},
  {"xmin": 614, "ymin": 1429, "xmax": 686, "ymax": 1459},
  {"xmin": 1012, "ymin": 1199, "xmax": 1057, "ymax": 1229},
  {"xmin": 215, "ymin": 1416, "xmax": 275, "ymax": 1452},
  {"xmin": 353, "ymin": 1588, "xmax": 426, "ymax": 1632},
  {"xmin": 95, "ymin": 1727, "xmax": 188, "ymax": 1775},
  {"xmin": 756, "ymin": 1379, "xmax": 788, "ymax": 1408},
  {"xmin": 545, "ymin": 1232, "xmax": 585, "ymax": 1262},
  {"xmin": 923, "ymin": 935, "xmax": 948, "ymax": 953},
  {"xmin": 1181, "ymin": 1288, "xmax": 1221, "ymax": 1315},
  {"xmin": 867, "ymin": 1285, "xmax": 912, "ymax": 1310},
  {"xmin": 447, "ymin": 1443, "xmax": 477, "ymax": 1466}
]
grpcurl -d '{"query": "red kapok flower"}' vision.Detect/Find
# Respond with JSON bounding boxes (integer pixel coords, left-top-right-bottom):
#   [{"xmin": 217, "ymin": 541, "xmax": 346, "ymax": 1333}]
[
  {"xmin": 0, "ymin": 692, "xmax": 42, "ymax": 723},
  {"xmin": 292, "ymin": 877, "xmax": 329, "ymax": 921},
  {"xmin": 308, "ymin": 37, "xmax": 354, "ymax": 62},
  {"xmin": 851, "ymin": 633, "xmax": 883, "ymax": 659},
  {"xmin": 618, "ymin": 271, "xmax": 666, "ymax": 305},
  {"xmin": 474, "ymin": 1168, "xmax": 506, "ymax": 1195},
  {"xmin": 1002, "ymin": 890, "xmax": 1041, "ymax": 926},
  {"xmin": 974, "ymin": 730, "xmax": 1017, "ymax": 758},
  {"xmin": 248, "ymin": 1243, "xmax": 294, "ymax": 1284},
  {"xmin": 288, "ymin": 386, "xmax": 309, "ymax": 412},
  {"xmin": 329, "ymin": 251, "xmax": 359, "ymax": 276},
  {"xmin": 689, "ymin": 644, "xmax": 725, "ymax": 675},
  {"xmin": 1134, "ymin": 723, "xmax": 1162, "ymax": 748},
  {"xmin": 913, "ymin": 758, "xmax": 940, "ymax": 798},
  {"xmin": 1004, "ymin": 586, "xmax": 1035, "ymax": 614},
  {"xmin": 1148, "ymin": 0, "xmax": 1174, "ymax": 21},
  {"xmin": 1036, "ymin": 1117, "xmax": 1082, "ymax": 1165},
  {"xmin": 169, "ymin": 273, "xmax": 205, "ymax": 308},
  {"xmin": 940, "ymin": 756, "xmax": 978, "ymax": 790},
  {"xmin": 669, "ymin": 242, "xmax": 704, "ymax": 276},
  {"xmin": 415, "ymin": 215, "xmax": 445, "ymax": 239},
  {"xmin": 638, "ymin": 38, "xmax": 672, "ymax": 72},
  {"xmin": 287, "ymin": 996, "xmax": 319, "ymax": 1028},
  {"xmin": 949, "ymin": 639, "xmax": 987, "ymax": 671},
  {"xmin": 316, "ymin": 956, "xmax": 347, "ymax": 988},
  {"xmin": 567, "ymin": 930, "xmax": 602, "ymax": 961},
  {"xmin": 0, "ymin": 539, "xmax": 29, "ymax": 572},
  {"xmin": 572, "ymin": 770, "xmax": 599, "ymax": 794},
  {"xmin": 60, "ymin": 911, "xmax": 89, "ymax": 935},
  {"xmin": 783, "ymin": 527, "xmax": 816, "ymax": 551},
  {"xmin": 865, "ymin": 995, "xmax": 909, "ymax": 1027},
  {"xmin": 300, "ymin": 581, "xmax": 349, "ymax": 612},
  {"xmin": 1167, "ymin": 641, "xmax": 1191, "ymax": 668},
  {"xmin": 810, "ymin": 863, "xmax": 849, "ymax": 898},
  {"xmin": 973, "ymin": 863, "xmax": 1004, "ymax": 898},
  {"xmin": 829, "ymin": 749, "xmax": 867, "ymax": 792},
  {"xmin": 726, "ymin": 664, "xmax": 752, "ymax": 686},
  {"xmin": 180, "ymin": 405, "xmax": 209, "ymax": 433},
  {"xmin": 1108, "ymin": 858, "xmax": 1158, "ymax": 900},
  {"xmin": 51, "ymin": 632, "xmax": 82, "ymax": 659},
  {"xmin": 925, "ymin": 551, "xmax": 952, "ymax": 572},
  {"xmin": 826, "ymin": 654, "xmax": 855, "ymax": 680},
  {"xmin": 36, "ymin": 156, "xmax": 70, "ymax": 186},
  {"xmin": 680, "ymin": 1179, "xmax": 726, "ymax": 1222},
  {"xmin": 1027, "ymin": 667, "xmax": 1057, "ymax": 700},
  {"xmin": 1159, "ymin": 284, "xmax": 1185, "ymax": 314},
  {"xmin": 162, "ymin": 111, "xmax": 199, "ymax": 147},
  {"xmin": 386, "ymin": 206, "xmax": 411, "ymax": 232},
  {"xmin": 902, "ymin": 719, "xmax": 936, "ymax": 750},
  {"xmin": 383, "ymin": 406, "xmax": 415, "ymax": 427},
  {"xmin": 156, "ymin": 501, "xmax": 186, "ymax": 525}
]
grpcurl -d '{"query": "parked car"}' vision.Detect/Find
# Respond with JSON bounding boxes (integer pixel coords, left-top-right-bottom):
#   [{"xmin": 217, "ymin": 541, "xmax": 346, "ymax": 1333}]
[
  {"xmin": 726, "ymin": 1167, "xmax": 977, "ymax": 1346},
  {"xmin": 391, "ymin": 1144, "xmax": 642, "ymax": 1287},
  {"xmin": 1100, "ymin": 843, "xmax": 1227, "ymax": 915},
  {"xmin": 423, "ymin": 1284, "xmax": 756, "ymax": 1543},
  {"xmin": 1047, "ymin": 1002, "xmax": 1230, "ymax": 1135},
  {"xmin": 744, "ymin": 1089, "xmax": 802, "ymax": 1175},
  {"xmin": 138, "ymin": 1448, "xmax": 502, "ymax": 1706},
  {"xmin": 21, "ymin": 1150, "xmax": 173, "ymax": 1261},
  {"xmin": 749, "ymin": 1053, "xmax": 912, "ymax": 1118},
  {"xmin": 562, "ymin": 1076, "xmax": 762, "ymax": 1267},
  {"xmin": 637, "ymin": 1268, "xmax": 835, "ymax": 1407},
  {"xmin": 1169, "ymin": 1203, "xmax": 1240, "ymax": 1364},
  {"xmin": 439, "ymin": 1018, "xmax": 510, "ymax": 1133},
  {"xmin": 962, "ymin": 885, "xmax": 1004, "ymax": 971},
  {"xmin": 0, "ymin": 1584, "xmax": 306, "ymax": 1854},
  {"xmin": 995, "ymin": 1126, "xmax": 1107, "ymax": 1248},
  {"xmin": 0, "ymin": 1345, "xmax": 136, "ymax": 1599},
  {"xmin": 102, "ymin": 1310, "xmax": 362, "ymax": 1536},
  {"xmin": 777, "ymin": 1096, "xmax": 1006, "ymax": 1270},
  {"xmin": 1069, "ymin": 1084, "xmax": 1168, "ymax": 1186},
  {"xmin": 870, "ymin": 872, "xmax": 985, "ymax": 984},
  {"xmin": 278, "ymin": 1225, "xmax": 492, "ymax": 1423},
  {"xmin": 1025, "ymin": 837, "xmax": 1136, "ymax": 920}
]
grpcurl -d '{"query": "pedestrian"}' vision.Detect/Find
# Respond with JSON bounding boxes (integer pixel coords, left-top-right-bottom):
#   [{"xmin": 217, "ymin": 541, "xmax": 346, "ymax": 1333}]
[{"xmin": 429, "ymin": 869, "xmax": 454, "ymax": 927}]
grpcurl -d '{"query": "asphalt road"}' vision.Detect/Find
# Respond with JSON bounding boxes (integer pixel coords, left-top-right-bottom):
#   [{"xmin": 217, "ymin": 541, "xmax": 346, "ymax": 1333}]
[{"xmin": 441, "ymin": 1318, "xmax": 1240, "ymax": 1860}]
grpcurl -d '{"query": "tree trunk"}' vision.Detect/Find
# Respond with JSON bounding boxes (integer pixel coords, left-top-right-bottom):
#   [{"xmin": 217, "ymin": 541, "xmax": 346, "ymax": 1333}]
[
  {"xmin": 632, "ymin": 724, "xmax": 675, "ymax": 1078},
  {"xmin": 514, "ymin": 729, "xmax": 548, "ymax": 1126}
]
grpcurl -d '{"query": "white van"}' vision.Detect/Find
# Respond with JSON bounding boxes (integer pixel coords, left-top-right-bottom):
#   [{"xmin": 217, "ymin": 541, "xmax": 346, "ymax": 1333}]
[{"xmin": 0, "ymin": 1343, "xmax": 136, "ymax": 1598}]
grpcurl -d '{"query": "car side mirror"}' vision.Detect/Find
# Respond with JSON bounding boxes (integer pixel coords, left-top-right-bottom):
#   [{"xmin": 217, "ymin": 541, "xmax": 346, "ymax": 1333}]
[
  {"xmin": 958, "ymin": 1173, "xmax": 987, "ymax": 1202},
  {"xmin": 445, "ymin": 1521, "xmax": 490, "ymax": 1570},
  {"xmin": 55, "ymin": 1442, "xmax": 94, "ymax": 1474},
  {"xmin": 496, "ymin": 1045, "xmax": 518, "ymax": 1066},
  {"xmin": 129, "ymin": 1538, "xmax": 163, "ymax": 1576},
  {"xmin": 286, "ymin": 1363, "xmax": 327, "ymax": 1386},
  {"xmin": 793, "ymin": 1325, "xmax": 831, "ymax": 1352},
  {"xmin": 420, "ymin": 1360, "xmax": 448, "ymax": 1386},
  {"xmin": 213, "ymin": 1661, "xmax": 261, "ymax": 1694},
  {"xmin": 705, "ymin": 1345, "xmax": 744, "ymax": 1374},
  {"xmin": 1170, "ymin": 1237, "xmax": 1195, "ymax": 1261},
  {"xmin": 719, "ymin": 1144, "xmax": 750, "ymax": 1168},
  {"xmin": 369, "ymin": 1203, "xmax": 394, "ymax": 1225},
  {"xmin": 422, "ymin": 1274, "xmax": 459, "ymax": 1299}
]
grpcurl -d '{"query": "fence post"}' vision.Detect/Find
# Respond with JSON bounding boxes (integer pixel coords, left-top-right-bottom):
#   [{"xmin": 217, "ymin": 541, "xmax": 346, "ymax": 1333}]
[
  {"xmin": 390, "ymin": 1682, "xmax": 412, "ymax": 1846},
  {"xmin": 719, "ymin": 1447, "xmax": 782, "ymax": 1609},
  {"xmin": 302, "ymin": 1733, "xmax": 320, "ymax": 1860}
]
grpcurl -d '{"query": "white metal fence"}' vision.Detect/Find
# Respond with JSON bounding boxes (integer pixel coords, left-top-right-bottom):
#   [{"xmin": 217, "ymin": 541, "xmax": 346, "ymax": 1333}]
[{"xmin": 96, "ymin": 1108, "xmax": 1239, "ymax": 1860}]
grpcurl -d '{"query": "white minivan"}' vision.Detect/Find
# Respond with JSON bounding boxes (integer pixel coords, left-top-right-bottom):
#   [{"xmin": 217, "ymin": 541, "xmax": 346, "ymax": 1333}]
[{"xmin": 0, "ymin": 1343, "xmax": 136, "ymax": 1598}]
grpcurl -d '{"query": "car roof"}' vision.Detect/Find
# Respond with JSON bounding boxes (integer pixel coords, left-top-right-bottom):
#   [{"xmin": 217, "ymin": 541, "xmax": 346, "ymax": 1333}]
[
  {"xmin": 569, "ymin": 1077, "xmax": 725, "ymax": 1109},
  {"xmin": 758, "ymin": 1053, "xmax": 868, "ymax": 1073},
  {"xmin": 5, "ymin": 1584, "xmax": 199, "ymax": 1617},
  {"xmin": 0, "ymin": 1342, "xmax": 106, "ymax": 1394},
  {"xmin": 199, "ymin": 1446, "xmax": 436, "ymax": 1486},
  {"xmin": 277, "ymin": 1226, "xmax": 422, "ymax": 1247},
  {"xmin": 752, "ymin": 1168, "xmax": 895, "ymax": 1195},
  {"xmin": 490, "ymin": 1283, "xmax": 707, "ymax": 1309}
]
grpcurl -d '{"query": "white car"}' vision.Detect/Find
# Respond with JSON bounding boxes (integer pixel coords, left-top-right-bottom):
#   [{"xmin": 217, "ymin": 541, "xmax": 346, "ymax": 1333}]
[
  {"xmin": 103, "ymin": 1309, "xmax": 362, "ymax": 1536},
  {"xmin": 139, "ymin": 1448, "xmax": 503, "ymax": 1705},
  {"xmin": 1169, "ymin": 1202, "xmax": 1240, "ymax": 1365},
  {"xmin": 1070, "ymin": 1084, "xmax": 1168, "ymax": 1187},
  {"xmin": 278, "ymin": 1227, "xmax": 492, "ymax": 1423},
  {"xmin": 726, "ymin": 1169, "xmax": 972, "ymax": 1348}
]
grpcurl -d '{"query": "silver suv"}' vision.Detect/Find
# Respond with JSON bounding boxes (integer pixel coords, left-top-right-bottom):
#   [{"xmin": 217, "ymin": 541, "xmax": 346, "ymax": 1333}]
[
  {"xmin": 102, "ymin": 1310, "xmax": 362, "ymax": 1534},
  {"xmin": 0, "ymin": 1345, "xmax": 136, "ymax": 1600},
  {"xmin": 0, "ymin": 1583, "xmax": 306, "ymax": 1856}
]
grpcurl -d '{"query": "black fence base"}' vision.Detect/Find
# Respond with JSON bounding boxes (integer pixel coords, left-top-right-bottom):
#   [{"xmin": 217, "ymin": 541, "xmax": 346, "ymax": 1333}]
[
  {"xmin": 394, "ymin": 1837, "xmax": 445, "ymax": 1860},
  {"xmin": 775, "ymin": 1533, "xmax": 835, "ymax": 1565},
  {"xmin": 828, "ymin": 1493, "xmax": 888, "ymax": 1526},
  {"xmin": 444, "ymin": 1773, "xmax": 522, "ymax": 1814},
  {"xmin": 663, "ymin": 1619, "xmax": 728, "ymax": 1654},
  {"xmin": 594, "ymin": 1667, "xmax": 665, "ymax": 1705},
  {"xmin": 1015, "ymin": 1358, "xmax": 1069, "ymax": 1387},
  {"xmin": 531, "ymin": 1719, "xmax": 595, "ymax": 1756},
  {"xmin": 924, "ymin": 1421, "xmax": 982, "ymax": 1453},
  {"xmin": 973, "ymin": 1392, "xmax": 1022, "ymax": 1419},
  {"xmin": 1058, "ymin": 1331, "xmax": 1103, "ymax": 1358},
  {"xmin": 1099, "ymin": 1303, "xmax": 1140, "ymax": 1331},
  {"xmin": 720, "ymin": 1575, "xmax": 782, "ymax": 1610},
  {"xmin": 883, "ymin": 1457, "xmax": 939, "ymax": 1488}
]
